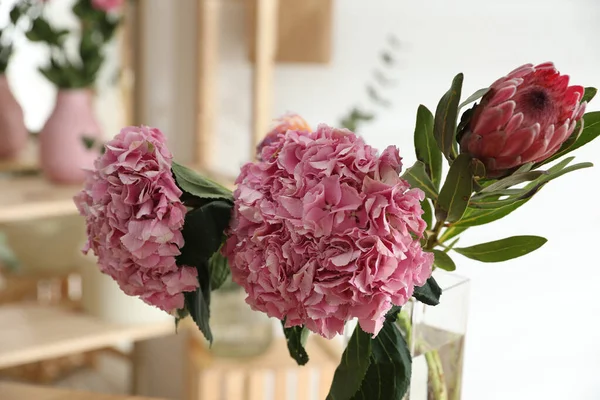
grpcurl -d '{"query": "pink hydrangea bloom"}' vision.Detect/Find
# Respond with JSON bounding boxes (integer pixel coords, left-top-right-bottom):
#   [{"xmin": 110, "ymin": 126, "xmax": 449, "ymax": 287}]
[
  {"xmin": 91, "ymin": 0, "xmax": 124, "ymax": 12},
  {"xmin": 224, "ymin": 124, "xmax": 434, "ymax": 339},
  {"xmin": 74, "ymin": 126, "xmax": 198, "ymax": 313}
]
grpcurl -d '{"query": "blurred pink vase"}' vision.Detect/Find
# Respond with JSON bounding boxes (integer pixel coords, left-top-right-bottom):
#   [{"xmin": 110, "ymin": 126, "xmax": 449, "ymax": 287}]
[
  {"xmin": 40, "ymin": 89, "xmax": 102, "ymax": 184},
  {"xmin": 0, "ymin": 75, "xmax": 29, "ymax": 159}
]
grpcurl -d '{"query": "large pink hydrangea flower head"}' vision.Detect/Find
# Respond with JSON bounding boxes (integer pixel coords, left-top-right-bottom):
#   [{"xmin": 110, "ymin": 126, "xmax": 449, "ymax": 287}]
[
  {"xmin": 459, "ymin": 62, "xmax": 586, "ymax": 177},
  {"xmin": 91, "ymin": 0, "xmax": 124, "ymax": 12},
  {"xmin": 256, "ymin": 113, "xmax": 312, "ymax": 161},
  {"xmin": 74, "ymin": 126, "xmax": 198, "ymax": 313},
  {"xmin": 225, "ymin": 123, "xmax": 434, "ymax": 339}
]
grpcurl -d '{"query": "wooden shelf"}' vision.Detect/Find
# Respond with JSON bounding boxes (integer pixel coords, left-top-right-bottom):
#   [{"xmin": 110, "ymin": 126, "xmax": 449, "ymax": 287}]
[
  {"xmin": 0, "ymin": 382, "xmax": 167, "ymax": 400},
  {"xmin": 0, "ymin": 304, "xmax": 175, "ymax": 370},
  {"xmin": 0, "ymin": 136, "xmax": 40, "ymax": 175},
  {"xmin": 0, "ymin": 175, "xmax": 80, "ymax": 224},
  {"xmin": 0, "ymin": 165, "xmax": 235, "ymax": 224}
]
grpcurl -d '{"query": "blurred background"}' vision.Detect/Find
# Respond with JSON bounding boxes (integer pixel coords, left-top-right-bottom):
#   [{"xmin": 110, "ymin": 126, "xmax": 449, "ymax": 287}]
[{"xmin": 0, "ymin": 0, "xmax": 599, "ymax": 399}]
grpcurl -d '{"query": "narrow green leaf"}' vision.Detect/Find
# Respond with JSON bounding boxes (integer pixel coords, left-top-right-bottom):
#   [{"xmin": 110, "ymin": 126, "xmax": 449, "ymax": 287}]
[
  {"xmin": 433, "ymin": 250, "xmax": 456, "ymax": 271},
  {"xmin": 350, "ymin": 318, "xmax": 412, "ymax": 400},
  {"xmin": 458, "ymin": 87, "xmax": 488, "ymax": 109},
  {"xmin": 208, "ymin": 251, "xmax": 230, "ymax": 291},
  {"xmin": 470, "ymin": 158, "xmax": 592, "ymax": 209},
  {"xmin": 582, "ymin": 87, "xmax": 597, "ymax": 103},
  {"xmin": 434, "ymin": 73, "xmax": 463, "ymax": 160},
  {"xmin": 184, "ymin": 260, "xmax": 213, "ymax": 343},
  {"xmin": 413, "ymin": 105, "xmax": 442, "ymax": 189},
  {"xmin": 453, "ymin": 235, "xmax": 547, "ymax": 263},
  {"xmin": 421, "ymin": 199, "xmax": 433, "ymax": 230},
  {"xmin": 412, "ymin": 277, "xmax": 442, "ymax": 305},
  {"xmin": 176, "ymin": 201, "xmax": 233, "ymax": 267},
  {"xmin": 401, "ymin": 161, "xmax": 438, "ymax": 200},
  {"xmin": 452, "ymin": 198, "xmax": 529, "ymax": 228},
  {"xmin": 435, "ymin": 154, "xmax": 474, "ymax": 223},
  {"xmin": 327, "ymin": 325, "xmax": 372, "ymax": 400},
  {"xmin": 282, "ymin": 323, "xmax": 310, "ymax": 366},
  {"xmin": 478, "ymin": 171, "xmax": 547, "ymax": 194},
  {"xmin": 172, "ymin": 162, "xmax": 233, "ymax": 203},
  {"xmin": 439, "ymin": 226, "xmax": 467, "ymax": 244}
]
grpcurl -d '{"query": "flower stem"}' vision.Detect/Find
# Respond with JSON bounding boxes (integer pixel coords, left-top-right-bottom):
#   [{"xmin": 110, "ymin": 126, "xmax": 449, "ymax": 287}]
[{"xmin": 397, "ymin": 311, "xmax": 449, "ymax": 400}]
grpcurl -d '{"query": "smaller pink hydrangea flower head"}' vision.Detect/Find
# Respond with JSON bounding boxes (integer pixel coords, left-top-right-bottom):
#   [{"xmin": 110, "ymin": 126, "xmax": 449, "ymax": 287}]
[
  {"xmin": 459, "ymin": 62, "xmax": 586, "ymax": 177},
  {"xmin": 74, "ymin": 126, "xmax": 198, "ymax": 313},
  {"xmin": 225, "ymin": 121, "xmax": 434, "ymax": 339},
  {"xmin": 256, "ymin": 113, "xmax": 312, "ymax": 160}
]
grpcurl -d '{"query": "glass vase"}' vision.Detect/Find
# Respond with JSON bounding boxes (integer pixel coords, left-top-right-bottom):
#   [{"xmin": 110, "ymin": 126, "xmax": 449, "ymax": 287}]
[
  {"xmin": 399, "ymin": 271, "xmax": 470, "ymax": 400},
  {"xmin": 208, "ymin": 280, "xmax": 274, "ymax": 358}
]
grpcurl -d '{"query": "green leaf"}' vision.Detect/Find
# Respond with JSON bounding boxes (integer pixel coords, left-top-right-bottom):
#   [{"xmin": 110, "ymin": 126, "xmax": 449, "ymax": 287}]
[
  {"xmin": 452, "ymin": 198, "xmax": 530, "ymax": 228},
  {"xmin": 421, "ymin": 199, "xmax": 433, "ymax": 230},
  {"xmin": 176, "ymin": 201, "xmax": 233, "ymax": 267},
  {"xmin": 413, "ymin": 105, "xmax": 442, "ymax": 189},
  {"xmin": 458, "ymin": 87, "xmax": 488, "ymax": 109},
  {"xmin": 282, "ymin": 323, "xmax": 310, "ymax": 366},
  {"xmin": 412, "ymin": 277, "xmax": 442, "ymax": 306},
  {"xmin": 9, "ymin": 6, "xmax": 21, "ymax": 25},
  {"xmin": 401, "ymin": 161, "xmax": 438, "ymax": 200},
  {"xmin": 433, "ymin": 249, "xmax": 456, "ymax": 271},
  {"xmin": 184, "ymin": 260, "xmax": 213, "ymax": 343},
  {"xmin": 208, "ymin": 251, "xmax": 230, "ymax": 291},
  {"xmin": 81, "ymin": 136, "xmax": 96, "ymax": 150},
  {"xmin": 470, "ymin": 158, "xmax": 592, "ymax": 209},
  {"xmin": 582, "ymin": 87, "xmax": 597, "ymax": 103},
  {"xmin": 172, "ymin": 162, "xmax": 233, "ymax": 203},
  {"xmin": 438, "ymin": 225, "xmax": 467, "ymax": 244},
  {"xmin": 327, "ymin": 325, "xmax": 372, "ymax": 400},
  {"xmin": 434, "ymin": 73, "xmax": 463, "ymax": 160},
  {"xmin": 478, "ymin": 171, "xmax": 547, "ymax": 194},
  {"xmin": 453, "ymin": 235, "xmax": 547, "ymax": 263},
  {"xmin": 350, "ymin": 318, "xmax": 411, "ymax": 400},
  {"xmin": 435, "ymin": 154, "xmax": 474, "ymax": 223}
]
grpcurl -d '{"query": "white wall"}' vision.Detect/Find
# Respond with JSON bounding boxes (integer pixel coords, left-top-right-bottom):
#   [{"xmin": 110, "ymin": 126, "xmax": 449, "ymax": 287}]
[{"xmin": 210, "ymin": 1, "xmax": 600, "ymax": 399}]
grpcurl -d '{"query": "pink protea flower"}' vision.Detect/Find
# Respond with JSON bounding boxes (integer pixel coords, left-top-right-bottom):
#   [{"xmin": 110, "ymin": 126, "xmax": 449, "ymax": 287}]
[
  {"xmin": 91, "ymin": 0, "xmax": 124, "ymax": 12},
  {"xmin": 74, "ymin": 126, "xmax": 198, "ymax": 313},
  {"xmin": 224, "ymin": 123, "xmax": 434, "ymax": 339},
  {"xmin": 459, "ymin": 62, "xmax": 586, "ymax": 177},
  {"xmin": 256, "ymin": 113, "xmax": 312, "ymax": 160}
]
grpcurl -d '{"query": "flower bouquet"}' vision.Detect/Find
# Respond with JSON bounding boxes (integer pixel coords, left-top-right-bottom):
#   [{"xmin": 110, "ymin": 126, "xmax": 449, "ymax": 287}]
[{"xmin": 74, "ymin": 62, "xmax": 599, "ymax": 399}]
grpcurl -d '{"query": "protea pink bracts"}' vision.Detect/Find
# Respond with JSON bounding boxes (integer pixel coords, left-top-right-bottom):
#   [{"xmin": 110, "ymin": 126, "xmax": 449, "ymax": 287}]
[{"xmin": 459, "ymin": 62, "xmax": 586, "ymax": 177}]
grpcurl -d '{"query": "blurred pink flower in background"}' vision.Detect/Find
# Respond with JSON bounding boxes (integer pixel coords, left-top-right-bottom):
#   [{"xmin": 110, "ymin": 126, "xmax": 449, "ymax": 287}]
[
  {"xmin": 74, "ymin": 126, "xmax": 198, "ymax": 313},
  {"xmin": 460, "ymin": 62, "xmax": 586, "ymax": 176},
  {"xmin": 225, "ymin": 123, "xmax": 433, "ymax": 339},
  {"xmin": 91, "ymin": 0, "xmax": 124, "ymax": 12},
  {"xmin": 256, "ymin": 113, "xmax": 312, "ymax": 160}
]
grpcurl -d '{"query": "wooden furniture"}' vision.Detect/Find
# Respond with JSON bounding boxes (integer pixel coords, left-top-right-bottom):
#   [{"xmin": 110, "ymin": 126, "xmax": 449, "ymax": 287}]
[
  {"xmin": 0, "ymin": 304, "xmax": 174, "ymax": 370},
  {"xmin": 0, "ymin": 382, "xmax": 166, "ymax": 400},
  {"xmin": 185, "ymin": 335, "xmax": 339, "ymax": 400},
  {"xmin": 0, "ymin": 174, "xmax": 80, "ymax": 224}
]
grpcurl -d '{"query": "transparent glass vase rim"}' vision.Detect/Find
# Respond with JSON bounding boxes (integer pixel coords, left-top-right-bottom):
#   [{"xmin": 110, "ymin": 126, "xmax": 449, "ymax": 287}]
[{"xmin": 432, "ymin": 270, "xmax": 470, "ymax": 292}]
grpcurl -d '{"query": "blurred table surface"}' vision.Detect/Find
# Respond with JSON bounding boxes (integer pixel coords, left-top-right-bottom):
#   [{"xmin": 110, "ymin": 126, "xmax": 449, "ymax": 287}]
[
  {"xmin": 0, "ymin": 382, "xmax": 166, "ymax": 400},
  {"xmin": 0, "ymin": 304, "xmax": 175, "ymax": 369}
]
